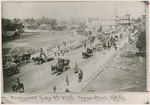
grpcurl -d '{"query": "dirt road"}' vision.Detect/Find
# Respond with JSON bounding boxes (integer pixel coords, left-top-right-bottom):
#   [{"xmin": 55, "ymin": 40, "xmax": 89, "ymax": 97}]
[{"xmin": 3, "ymin": 30, "xmax": 135, "ymax": 93}]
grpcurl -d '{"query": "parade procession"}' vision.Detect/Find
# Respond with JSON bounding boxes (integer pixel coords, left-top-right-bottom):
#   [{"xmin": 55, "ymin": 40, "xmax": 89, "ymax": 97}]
[{"xmin": 2, "ymin": 1, "xmax": 146, "ymax": 94}]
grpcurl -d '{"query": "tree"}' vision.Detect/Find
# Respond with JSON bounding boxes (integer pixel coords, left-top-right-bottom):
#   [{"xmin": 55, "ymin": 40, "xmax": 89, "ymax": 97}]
[
  {"xmin": 2, "ymin": 18, "xmax": 24, "ymax": 31},
  {"xmin": 25, "ymin": 18, "xmax": 30, "ymax": 23},
  {"xmin": 136, "ymin": 17, "xmax": 142, "ymax": 23},
  {"xmin": 97, "ymin": 26, "xmax": 102, "ymax": 32},
  {"xmin": 49, "ymin": 18, "xmax": 57, "ymax": 30},
  {"xmin": 13, "ymin": 18, "xmax": 20, "ymax": 24},
  {"xmin": 89, "ymin": 30, "xmax": 92, "ymax": 35},
  {"xmin": 30, "ymin": 18, "xmax": 36, "ymax": 24},
  {"xmin": 131, "ymin": 17, "xmax": 135, "ymax": 22},
  {"xmin": 36, "ymin": 17, "xmax": 57, "ymax": 30},
  {"xmin": 136, "ymin": 29, "xmax": 146, "ymax": 53}
]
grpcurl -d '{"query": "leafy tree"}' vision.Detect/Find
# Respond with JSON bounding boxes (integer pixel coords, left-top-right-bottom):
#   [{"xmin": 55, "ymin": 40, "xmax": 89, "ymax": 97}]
[
  {"xmin": 25, "ymin": 18, "xmax": 30, "ymax": 23},
  {"xmin": 49, "ymin": 18, "xmax": 57, "ymax": 30},
  {"xmin": 35, "ymin": 17, "xmax": 57, "ymax": 30},
  {"xmin": 13, "ymin": 18, "xmax": 20, "ymax": 24},
  {"xmin": 136, "ymin": 17, "xmax": 142, "ymax": 23},
  {"xmin": 136, "ymin": 29, "xmax": 146, "ymax": 52},
  {"xmin": 2, "ymin": 18, "xmax": 24, "ymax": 31},
  {"xmin": 131, "ymin": 17, "xmax": 135, "ymax": 22},
  {"xmin": 89, "ymin": 30, "xmax": 92, "ymax": 35},
  {"xmin": 30, "ymin": 18, "xmax": 36, "ymax": 24},
  {"xmin": 97, "ymin": 26, "xmax": 102, "ymax": 32}
]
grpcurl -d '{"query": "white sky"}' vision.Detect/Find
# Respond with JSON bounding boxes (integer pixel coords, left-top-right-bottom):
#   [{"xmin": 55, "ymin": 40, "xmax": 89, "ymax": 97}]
[{"xmin": 2, "ymin": 1, "xmax": 147, "ymax": 20}]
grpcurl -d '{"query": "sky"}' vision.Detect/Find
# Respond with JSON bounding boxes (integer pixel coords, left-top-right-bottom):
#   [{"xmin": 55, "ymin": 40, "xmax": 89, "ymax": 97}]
[{"xmin": 2, "ymin": 1, "xmax": 147, "ymax": 20}]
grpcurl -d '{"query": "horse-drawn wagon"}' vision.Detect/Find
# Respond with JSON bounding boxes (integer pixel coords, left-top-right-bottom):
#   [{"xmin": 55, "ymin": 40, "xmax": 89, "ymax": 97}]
[
  {"xmin": 82, "ymin": 48, "xmax": 93, "ymax": 59},
  {"xmin": 21, "ymin": 53, "xmax": 31, "ymax": 63},
  {"xmin": 3, "ymin": 55, "xmax": 20, "ymax": 77},
  {"xmin": 51, "ymin": 57, "xmax": 70, "ymax": 75},
  {"xmin": 3, "ymin": 62, "xmax": 20, "ymax": 77}
]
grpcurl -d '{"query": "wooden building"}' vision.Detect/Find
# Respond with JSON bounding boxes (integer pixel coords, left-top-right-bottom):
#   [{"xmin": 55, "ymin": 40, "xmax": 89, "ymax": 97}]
[{"xmin": 2, "ymin": 31, "xmax": 20, "ymax": 41}]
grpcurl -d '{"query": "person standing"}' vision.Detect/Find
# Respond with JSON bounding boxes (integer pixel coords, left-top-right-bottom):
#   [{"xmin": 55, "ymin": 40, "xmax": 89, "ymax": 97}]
[
  {"xmin": 66, "ymin": 76, "xmax": 69, "ymax": 86},
  {"xmin": 53, "ymin": 86, "xmax": 56, "ymax": 92},
  {"xmin": 74, "ymin": 62, "xmax": 78, "ymax": 74},
  {"xmin": 114, "ymin": 43, "xmax": 117, "ymax": 51},
  {"xmin": 84, "ymin": 43, "xmax": 86, "ymax": 49},
  {"xmin": 78, "ymin": 69, "xmax": 83, "ymax": 82},
  {"xmin": 55, "ymin": 52, "xmax": 57, "ymax": 56},
  {"xmin": 58, "ymin": 45, "xmax": 60, "ymax": 50}
]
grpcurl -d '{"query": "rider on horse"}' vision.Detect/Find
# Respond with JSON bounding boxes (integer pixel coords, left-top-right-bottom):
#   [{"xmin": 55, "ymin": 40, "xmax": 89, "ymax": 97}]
[{"xmin": 16, "ymin": 78, "xmax": 24, "ymax": 92}]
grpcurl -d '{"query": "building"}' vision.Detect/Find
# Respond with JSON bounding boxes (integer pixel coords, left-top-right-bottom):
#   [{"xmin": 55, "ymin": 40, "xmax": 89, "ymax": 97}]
[
  {"xmin": 23, "ymin": 22, "xmax": 38, "ymax": 30},
  {"xmin": 117, "ymin": 13, "xmax": 131, "ymax": 26},
  {"xmin": 2, "ymin": 31, "xmax": 20, "ymax": 40},
  {"xmin": 86, "ymin": 10, "xmax": 131, "ymax": 32},
  {"xmin": 86, "ymin": 18, "xmax": 117, "ymax": 32},
  {"xmin": 39, "ymin": 24, "xmax": 51, "ymax": 30}
]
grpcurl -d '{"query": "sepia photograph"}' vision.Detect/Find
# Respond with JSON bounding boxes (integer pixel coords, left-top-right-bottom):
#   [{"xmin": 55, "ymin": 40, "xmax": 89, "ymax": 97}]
[{"xmin": 1, "ymin": 0, "xmax": 149, "ymax": 104}]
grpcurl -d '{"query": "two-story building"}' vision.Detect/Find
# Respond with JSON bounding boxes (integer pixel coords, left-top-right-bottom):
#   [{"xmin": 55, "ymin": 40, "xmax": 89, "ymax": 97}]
[{"xmin": 86, "ymin": 11, "xmax": 131, "ymax": 32}]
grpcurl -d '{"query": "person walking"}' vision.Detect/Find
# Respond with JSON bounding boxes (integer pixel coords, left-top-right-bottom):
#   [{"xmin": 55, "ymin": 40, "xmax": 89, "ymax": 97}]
[
  {"xmin": 74, "ymin": 62, "xmax": 78, "ymax": 74},
  {"xmin": 114, "ymin": 43, "xmax": 117, "ymax": 51},
  {"xmin": 58, "ymin": 45, "xmax": 60, "ymax": 50},
  {"xmin": 53, "ymin": 86, "xmax": 56, "ymax": 92},
  {"xmin": 78, "ymin": 69, "xmax": 83, "ymax": 82},
  {"xmin": 66, "ymin": 76, "xmax": 69, "ymax": 86}
]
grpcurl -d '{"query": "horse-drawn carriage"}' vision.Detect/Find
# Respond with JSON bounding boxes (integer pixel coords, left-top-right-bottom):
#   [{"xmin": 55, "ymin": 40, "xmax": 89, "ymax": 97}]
[
  {"xmin": 82, "ymin": 48, "xmax": 93, "ymax": 59},
  {"xmin": 21, "ymin": 53, "xmax": 31, "ymax": 63},
  {"xmin": 3, "ymin": 55, "xmax": 21, "ymax": 77},
  {"xmin": 3, "ymin": 62, "xmax": 20, "ymax": 77},
  {"xmin": 51, "ymin": 58, "xmax": 70, "ymax": 75},
  {"xmin": 12, "ymin": 82, "xmax": 24, "ymax": 93}
]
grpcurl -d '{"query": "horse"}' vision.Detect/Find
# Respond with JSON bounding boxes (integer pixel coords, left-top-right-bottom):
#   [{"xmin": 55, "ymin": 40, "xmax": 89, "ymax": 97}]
[
  {"xmin": 12, "ymin": 83, "xmax": 24, "ymax": 93},
  {"xmin": 51, "ymin": 59, "xmax": 70, "ymax": 75},
  {"xmin": 32, "ymin": 56, "xmax": 45, "ymax": 64},
  {"xmin": 21, "ymin": 53, "xmax": 31, "ymax": 64}
]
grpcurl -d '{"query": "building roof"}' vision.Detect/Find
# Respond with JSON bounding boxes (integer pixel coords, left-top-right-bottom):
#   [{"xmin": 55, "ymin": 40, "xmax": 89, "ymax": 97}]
[{"xmin": 3, "ymin": 31, "xmax": 20, "ymax": 37}]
